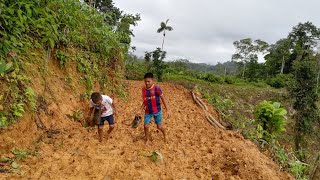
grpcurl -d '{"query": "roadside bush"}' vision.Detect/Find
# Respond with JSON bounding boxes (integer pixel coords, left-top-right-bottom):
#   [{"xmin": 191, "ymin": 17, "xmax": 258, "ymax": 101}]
[
  {"xmin": 267, "ymin": 74, "xmax": 292, "ymax": 88},
  {"xmin": 254, "ymin": 101, "xmax": 287, "ymax": 142},
  {"xmin": 224, "ymin": 76, "xmax": 235, "ymax": 84},
  {"xmin": 202, "ymin": 73, "xmax": 224, "ymax": 84}
]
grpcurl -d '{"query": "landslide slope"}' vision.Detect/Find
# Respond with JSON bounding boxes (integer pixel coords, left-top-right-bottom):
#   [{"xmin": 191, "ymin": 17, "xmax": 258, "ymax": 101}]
[{"xmin": 0, "ymin": 65, "xmax": 293, "ymax": 179}]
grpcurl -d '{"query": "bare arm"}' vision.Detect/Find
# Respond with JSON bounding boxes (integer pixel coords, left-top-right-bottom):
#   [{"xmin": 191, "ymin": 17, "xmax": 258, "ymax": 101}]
[
  {"xmin": 137, "ymin": 102, "xmax": 145, "ymax": 116},
  {"xmin": 111, "ymin": 102, "xmax": 116, "ymax": 115},
  {"xmin": 160, "ymin": 95, "xmax": 169, "ymax": 118}
]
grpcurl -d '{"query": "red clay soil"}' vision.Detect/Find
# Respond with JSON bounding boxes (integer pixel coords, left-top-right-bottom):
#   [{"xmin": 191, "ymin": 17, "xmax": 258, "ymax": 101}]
[{"xmin": 0, "ymin": 80, "xmax": 293, "ymax": 179}]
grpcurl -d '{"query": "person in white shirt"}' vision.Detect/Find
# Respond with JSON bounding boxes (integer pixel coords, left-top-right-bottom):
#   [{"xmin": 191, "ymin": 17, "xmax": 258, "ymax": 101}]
[{"xmin": 87, "ymin": 92, "xmax": 116, "ymax": 142}]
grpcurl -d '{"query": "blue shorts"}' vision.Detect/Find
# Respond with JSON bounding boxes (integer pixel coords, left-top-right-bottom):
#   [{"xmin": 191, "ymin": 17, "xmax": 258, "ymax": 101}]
[
  {"xmin": 144, "ymin": 111, "xmax": 162, "ymax": 125},
  {"xmin": 99, "ymin": 114, "xmax": 114, "ymax": 126}
]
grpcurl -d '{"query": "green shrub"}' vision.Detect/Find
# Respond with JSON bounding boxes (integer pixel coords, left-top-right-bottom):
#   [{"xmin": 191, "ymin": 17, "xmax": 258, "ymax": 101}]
[
  {"xmin": 0, "ymin": 58, "xmax": 14, "ymax": 74},
  {"xmin": 289, "ymin": 160, "xmax": 308, "ymax": 180},
  {"xmin": 273, "ymin": 144, "xmax": 289, "ymax": 168},
  {"xmin": 254, "ymin": 101, "xmax": 287, "ymax": 142},
  {"xmin": 0, "ymin": 114, "xmax": 8, "ymax": 128},
  {"xmin": 56, "ymin": 50, "xmax": 68, "ymax": 68},
  {"xmin": 224, "ymin": 76, "xmax": 235, "ymax": 84},
  {"xmin": 250, "ymin": 81, "xmax": 269, "ymax": 88},
  {"xmin": 203, "ymin": 73, "xmax": 224, "ymax": 84},
  {"xmin": 267, "ymin": 74, "xmax": 292, "ymax": 88},
  {"xmin": 0, "ymin": 0, "xmax": 133, "ymax": 61},
  {"xmin": 24, "ymin": 87, "xmax": 37, "ymax": 112},
  {"xmin": 125, "ymin": 58, "xmax": 147, "ymax": 80}
]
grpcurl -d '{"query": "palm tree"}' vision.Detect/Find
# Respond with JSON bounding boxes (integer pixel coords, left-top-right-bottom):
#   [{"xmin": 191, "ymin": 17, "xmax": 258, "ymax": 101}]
[{"xmin": 157, "ymin": 19, "xmax": 173, "ymax": 50}]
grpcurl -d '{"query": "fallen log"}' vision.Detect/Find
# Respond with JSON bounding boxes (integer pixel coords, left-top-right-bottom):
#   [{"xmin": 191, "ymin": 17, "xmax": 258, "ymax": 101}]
[{"xmin": 191, "ymin": 89, "xmax": 226, "ymax": 130}]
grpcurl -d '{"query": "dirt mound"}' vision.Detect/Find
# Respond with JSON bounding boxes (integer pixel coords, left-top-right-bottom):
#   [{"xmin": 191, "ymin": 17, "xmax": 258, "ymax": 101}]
[{"xmin": 0, "ymin": 78, "xmax": 293, "ymax": 179}]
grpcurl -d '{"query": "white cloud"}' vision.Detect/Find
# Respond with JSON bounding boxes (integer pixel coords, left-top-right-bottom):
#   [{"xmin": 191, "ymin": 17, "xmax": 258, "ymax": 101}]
[{"xmin": 114, "ymin": 0, "xmax": 320, "ymax": 65}]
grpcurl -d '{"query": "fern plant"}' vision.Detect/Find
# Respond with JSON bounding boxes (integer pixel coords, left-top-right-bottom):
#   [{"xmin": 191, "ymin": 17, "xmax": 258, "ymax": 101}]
[
  {"xmin": 12, "ymin": 103, "xmax": 25, "ymax": 118},
  {"xmin": 56, "ymin": 50, "xmax": 68, "ymax": 68},
  {"xmin": 24, "ymin": 87, "xmax": 36, "ymax": 112}
]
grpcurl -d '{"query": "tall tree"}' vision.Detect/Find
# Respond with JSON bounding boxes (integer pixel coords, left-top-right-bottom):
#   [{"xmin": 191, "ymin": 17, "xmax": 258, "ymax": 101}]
[
  {"xmin": 157, "ymin": 19, "xmax": 173, "ymax": 50},
  {"xmin": 287, "ymin": 21, "xmax": 320, "ymax": 77},
  {"xmin": 265, "ymin": 38, "xmax": 291, "ymax": 75},
  {"xmin": 116, "ymin": 13, "xmax": 141, "ymax": 48},
  {"xmin": 288, "ymin": 51, "xmax": 318, "ymax": 157},
  {"xmin": 232, "ymin": 38, "xmax": 268, "ymax": 79},
  {"xmin": 84, "ymin": 0, "xmax": 122, "ymax": 26},
  {"xmin": 144, "ymin": 48, "xmax": 166, "ymax": 82},
  {"xmin": 288, "ymin": 21, "xmax": 320, "ymax": 50},
  {"xmin": 245, "ymin": 58, "xmax": 266, "ymax": 80},
  {"xmin": 144, "ymin": 51, "xmax": 152, "ymax": 72},
  {"xmin": 316, "ymin": 53, "xmax": 320, "ymax": 93},
  {"xmin": 169, "ymin": 59, "xmax": 189, "ymax": 72},
  {"xmin": 287, "ymin": 22, "xmax": 320, "ymax": 157}
]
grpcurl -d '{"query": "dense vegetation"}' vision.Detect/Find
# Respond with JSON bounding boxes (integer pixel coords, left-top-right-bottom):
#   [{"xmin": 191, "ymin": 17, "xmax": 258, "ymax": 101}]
[{"xmin": 0, "ymin": 0, "xmax": 139, "ymax": 127}]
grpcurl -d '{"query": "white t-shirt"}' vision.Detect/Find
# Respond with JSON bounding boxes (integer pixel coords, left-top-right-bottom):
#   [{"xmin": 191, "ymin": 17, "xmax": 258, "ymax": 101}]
[{"xmin": 90, "ymin": 95, "xmax": 113, "ymax": 117}]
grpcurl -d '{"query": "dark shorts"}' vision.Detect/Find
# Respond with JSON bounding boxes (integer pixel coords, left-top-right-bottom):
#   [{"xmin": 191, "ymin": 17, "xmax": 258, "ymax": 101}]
[{"xmin": 99, "ymin": 114, "xmax": 114, "ymax": 126}]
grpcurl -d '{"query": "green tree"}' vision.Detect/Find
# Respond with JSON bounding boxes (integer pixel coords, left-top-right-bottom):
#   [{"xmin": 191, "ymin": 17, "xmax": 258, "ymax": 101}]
[
  {"xmin": 144, "ymin": 48, "xmax": 166, "ymax": 82},
  {"xmin": 265, "ymin": 38, "xmax": 291, "ymax": 75},
  {"xmin": 157, "ymin": 19, "xmax": 173, "ymax": 51},
  {"xmin": 169, "ymin": 59, "xmax": 189, "ymax": 72},
  {"xmin": 245, "ymin": 57, "xmax": 266, "ymax": 80},
  {"xmin": 288, "ymin": 51, "xmax": 318, "ymax": 157},
  {"xmin": 232, "ymin": 38, "xmax": 268, "ymax": 79},
  {"xmin": 144, "ymin": 51, "xmax": 152, "ymax": 72},
  {"xmin": 84, "ymin": 0, "xmax": 122, "ymax": 26},
  {"xmin": 286, "ymin": 22, "xmax": 320, "ymax": 157},
  {"xmin": 287, "ymin": 22, "xmax": 320, "ymax": 76},
  {"xmin": 116, "ymin": 13, "xmax": 141, "ymax": 48},
  {"xmin": 288, "ymin": 22, "xmax": 320, "ymax": 50},
  {"xmin": 316, "ymin": 53, "xmax": 320, "ymax": 93}
]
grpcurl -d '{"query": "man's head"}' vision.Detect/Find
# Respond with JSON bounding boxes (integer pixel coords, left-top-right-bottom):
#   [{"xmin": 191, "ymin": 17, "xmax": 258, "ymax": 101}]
[
  {"xmin": 144, "ymin": 72, "xmax": 154, "ymax": 89},
  {"xmin": 91, "ymin": 92, "xmax": 102, "ymax": 105}
]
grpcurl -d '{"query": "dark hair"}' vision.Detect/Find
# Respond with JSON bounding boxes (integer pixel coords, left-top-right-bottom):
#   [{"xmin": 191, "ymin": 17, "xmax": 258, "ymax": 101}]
[
  {"xmin": 91, "ymin": 92, "xmax": 102, "ymax": 103},
  {"xmin": 144, "ymin": 72, "xmax": 154, "ymax": 79}
]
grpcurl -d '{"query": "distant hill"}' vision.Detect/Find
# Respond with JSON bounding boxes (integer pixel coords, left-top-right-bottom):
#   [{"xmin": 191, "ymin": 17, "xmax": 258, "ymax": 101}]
[
  {"xmin": 167, "ymin": 59, "xmax": 239, "ymax": 75},
  {"xmin": 186, "ymin": 61, "xmax": 239, "ymax": 75},
  {"xmin": 127, "ymin": 54, "xmax": 240, "ymax": 76}
]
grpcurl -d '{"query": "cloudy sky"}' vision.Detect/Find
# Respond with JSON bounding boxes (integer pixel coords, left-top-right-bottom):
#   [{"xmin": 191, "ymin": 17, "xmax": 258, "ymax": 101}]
[{"xmin": 114, "ymin": 0, "xmax": 320, "ymax": 65}]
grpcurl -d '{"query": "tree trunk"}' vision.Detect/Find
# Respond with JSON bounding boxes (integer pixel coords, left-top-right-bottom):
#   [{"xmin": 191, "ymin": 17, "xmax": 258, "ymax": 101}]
[
  {"xmin": 242, "ymin": 63, "xmax": 246, "ymax": 79},
  {"xmin": 316, "ymin": 60, "xmax": 320, "ymax": 94},
  {"xmin": 316, "ymin": 69, "xmax": 320, "ymax": 94},
  {"xmin": 280, "ymin": 56, "xmax": 285, "ymax": 74},
  {"xmin": 294, "ymin": 115, "xmax": 304, "ymax": 160},
  {"xmin": 161, "ymin": 31, "xmax": 166, "ymax": 51},
  {"xmin": 311, "ymin": 153, "xmax": 320, "ymax": 180},
  {"xmin": 89, "ymin": 0, "xmax": 94, "ymax": 7}
]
